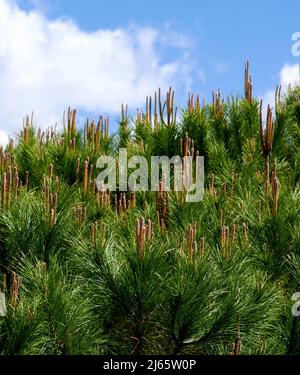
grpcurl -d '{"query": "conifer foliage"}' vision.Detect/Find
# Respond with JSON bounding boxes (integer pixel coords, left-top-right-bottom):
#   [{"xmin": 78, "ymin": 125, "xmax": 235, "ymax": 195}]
[{"xmin": 0, "ymin": 63, "xmax": 300, "ymax": 354}]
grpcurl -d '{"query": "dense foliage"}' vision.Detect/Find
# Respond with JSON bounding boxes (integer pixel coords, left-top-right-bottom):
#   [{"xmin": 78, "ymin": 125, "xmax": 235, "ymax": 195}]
[{"xmin": 1, "ymin": 67, "xmax": 300, "ymax": 355}]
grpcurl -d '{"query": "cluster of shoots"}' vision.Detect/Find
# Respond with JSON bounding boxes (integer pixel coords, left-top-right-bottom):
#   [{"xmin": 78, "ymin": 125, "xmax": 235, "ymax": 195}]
[
  {"xmin": 244, "ymin": 60, "xmax": 253, "ymax": 104},
  {"xmin": 187, "ymin": 93, "xmax": 201, "ymax": 114},
  {"xmin": 37, "ymin": 125, "xmax": 58, "ymax": 146},
  {"xmin": 96, "ymin": 185, "xmax": 111, "ymax": 209},
  {"xmin": 121, "ymin": 103, "xmax": 129, "ymax": 124},
  {"xmin": 180, "ymin": 131, "xmax": 197, "ymax": 159},
  {"xmin": 93, "ymin": 179, "xmax": 111, "ymax": 210},
  {"xmin": 63, "ymin": 107, "xmax": 110, "ymax": 152},
  {"xmin": 220, "ymin": 223, "xmax": 238, "ymax": 258},
  {"xmin": 120, "ymin": 103, "xmax": 129, "ymax": 132},
  {"xmin": 23, "ymin": 114, "xmax": 59, "ymax": 147},
  {"xmin": 114, "ymin": 192, "xmax": 136, "ymax": 215},
  {"xmin": 1, "ymin": 152, "xmax": 22, "ymax": 209},
  {"xmin": 82, "ymin": 159, "xmax": 93, "ymax": 196},
  {"xmin": 220, "ymin": 209, "xmax": 234, "ymax": 255},
  {"xmin": 212, "ymin": 90, "xmax": 224, "ymax": 118},
  {"xmin": 164, "ymin": 87, "xmax": 177, "ymax": 126},
  {"xmin": 80, "ymin": 160, "xmax": 141, "ymax": 214},
  {"xmin": 20, "ymin": 107, "xmax": 110, "ymax": 152},
  {"xmin": 182, "ymin": 224, "xmax": 205, "ymax": 263},
  {"xmin": 84, "ymin": 116, "xmax": 109, "ymax": 150},
  {"xmin": 41, "ymin": 163, "xmax": 59, "ymax": 228},
  {"xmin": 0, "ymin": 147, "xmax": 12, "ymax": 170},
  {"xmin": 220, "ymin": 208, "xmax": 249, "ymax": 257},
  {"xmin": 91, "ymin": 221, "xmax": 106, "ymax": 248},
  {"xmin": 80, "ymin": 162, "xmax": 137, "ymax": 215},
  {"xmin": 136, "ymin": 87, "xmax": 177, "ymax": 128},
  {"xmin": 65, "ymin": 107, "xmax": 77, "ymax": 141},
  {"xmin": 259, "ymin": 102, "xmax": 274, "ymax": 159},
  {"xmin": 21, "ymin": 114, "xmax": 33, "ymax": 144},
  {"xmin": 136, "ymin": 217, "xmax": 153, "ymax": 259},
  {"xmin": 179, "ymin": 132, "xmax": 199, "ymax": 201},
  {"xmin": 75, "ymin": 205, "xmax": 87, "ymax": 226},
  {"xmin": 156, "ymin": 179, "xmax": 169, "ymax": 231},
  {"xmin": 220, "ymin": 222, "xmax": 231, "ymax": 249}
]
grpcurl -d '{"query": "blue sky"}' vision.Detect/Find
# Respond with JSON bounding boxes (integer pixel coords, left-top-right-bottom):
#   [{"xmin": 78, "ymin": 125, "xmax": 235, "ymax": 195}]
[
  {"xmin": 0, "ymin": 0, "xmax": 300, "ymax": 143},
  {"xmin": 18, "ymin": 0, "xmax": 300, "ymax": 97}
]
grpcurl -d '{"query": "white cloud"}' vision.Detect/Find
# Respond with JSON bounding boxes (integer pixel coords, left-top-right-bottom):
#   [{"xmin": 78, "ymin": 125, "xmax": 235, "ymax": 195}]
[
  {"xmin": 213, "ymin": 62, "xmax": 228, "ymax": 74},
  {"xmin": 261, "ymin": 63, "xmax": 300, "ymax": 118},
  {"xmin": 279, "ymin": 63, "xmax": 300, "ymax": 87},
  {"xmin": 159, "ymin": 23, "xmax": 196, "ymax": 49},
  {"xmin": 0, "ymin": 0, "xmax": 198, "ymax": 146},
  {"xmin": 0, "ymin": 130, "xmax": 8, "ymax": 147}
]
